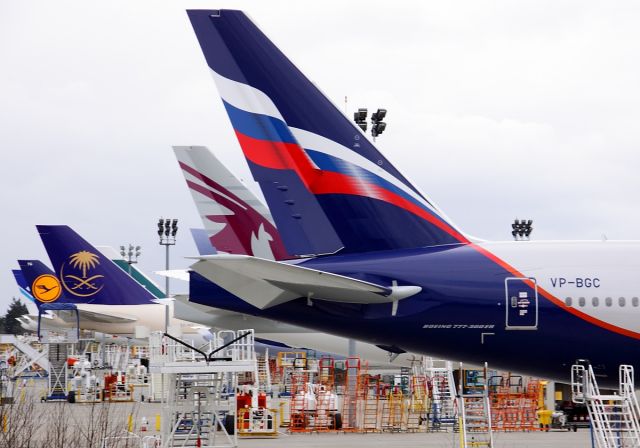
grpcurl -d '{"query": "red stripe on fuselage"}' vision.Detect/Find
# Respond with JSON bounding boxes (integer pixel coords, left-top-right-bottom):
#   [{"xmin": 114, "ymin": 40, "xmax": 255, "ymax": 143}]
[
  {"xmin": 471, "ymin": 243, "xmax": 640, "ymax": 340},
  {"xmin": 236, "ymin": 130, "xmax": 637, "ymax": 340}
]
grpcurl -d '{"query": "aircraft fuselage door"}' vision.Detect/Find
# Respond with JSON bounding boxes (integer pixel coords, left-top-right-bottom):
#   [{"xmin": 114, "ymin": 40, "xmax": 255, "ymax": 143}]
[{"xmin": 505, "ymin": 277, "xmax": 538, "ymax": 330}]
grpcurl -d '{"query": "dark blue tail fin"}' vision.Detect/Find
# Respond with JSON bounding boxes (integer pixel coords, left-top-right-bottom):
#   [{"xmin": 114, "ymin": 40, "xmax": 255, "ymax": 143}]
[
  {"xmin": 18, "ymin": 260, "xmax": 70, "ymax": 306},
  {"xmin": 36, "ymin": 225, "xmax": 156, "ymax": 305},
  {"xmin": 187, "ymin": 10, "xmax": 468, "ymax": 255}
]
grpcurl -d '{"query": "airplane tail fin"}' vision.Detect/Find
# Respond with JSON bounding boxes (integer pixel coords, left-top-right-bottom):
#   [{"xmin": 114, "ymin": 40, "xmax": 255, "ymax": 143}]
[
  {"xmin": 190, "ymin": 228, "xmax": 217, "ymax": 256},
  {"xmin": 173, "ymin": 145, "xmax": 291, "ymax": 260},
  {"xmin": 97, "ymin": 245, "xmax": 167, "ymax": 299},
  {"xmin": 36, "ymin": 225, "xmax": 157, "ymax": 305},
  {"xmin": 12, "ymin": 268, "xmax": 35, "ymax": 303},
  {"xmin": 187, "ymin": 10, "xmax": 468, "ymax": 255},
  {"xmin": 18, "ymin": 260, "xmax": 70, "ymax": 307}
]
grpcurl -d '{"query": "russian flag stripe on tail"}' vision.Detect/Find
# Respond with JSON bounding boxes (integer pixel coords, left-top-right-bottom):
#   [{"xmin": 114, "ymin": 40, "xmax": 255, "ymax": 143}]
[{"xmin": 187, "ymin": 9, "xmax": 468, "ymax": 254}]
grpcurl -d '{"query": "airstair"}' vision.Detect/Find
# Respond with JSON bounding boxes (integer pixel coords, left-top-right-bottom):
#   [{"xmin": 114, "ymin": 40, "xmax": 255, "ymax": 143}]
[
  {"xmin": 458, "ymin": 373, "xmax": 493, "ymax": 448},
  {"xmin": 37, "ymin": 304, "xmax": 80, "ymax": 400},
  {"xmin": 459, "ymin": 392, "xmax": 493, "ymax": 447},
  {"xmin": 382, "ymin": 387, "xmax": 406, "ymax": 432},
  {"xmin": 256, "ymin": 348, "xmax": 271, "ymax": 394},
  {"xmin": 46, "ymin": 341, "xmax": 70, "ymax": 401},
  {"xmin": 149, "ymin": 329, "xmax": 256, "ymax": 448},
  {"xmin": 425, "ymin": 358, "xmax": 458, "ymax": 430},
  {"xmin": 0, "ymin": 335, "xmax": 49, "ymax": 376},
  {"xmin": 407, "ymin": 375, "xmax": 429, "ymax": 432},
  {"xmin": 341, "ymin": 357, "xmax": 362, "ymax": 432},
  {"xmin": 362, "ymin": 375, "xmax": 381, "ymax": 432},
  {"xmin": 571, "ymin": 362, "xmax": 640, "ymax": 448}
]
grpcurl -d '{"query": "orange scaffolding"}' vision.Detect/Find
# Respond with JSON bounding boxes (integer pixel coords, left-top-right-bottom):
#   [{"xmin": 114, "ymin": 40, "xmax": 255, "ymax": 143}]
[
  {"xmin": 315, "ymin": 357, "xmax": 337, "ymax": 432},
  {"xmin": 490, "ymin": 374, "xmax": 540, "ymax": 431},
  {"xmin": 340, "ymin": 357, "xmax": 361, "ymax": 432},
  {"xmin": 382, "ymin": 386, "xmax": 405, "ymax": 432},
  {"xmin": 289, "ymin": 370, "xmax": 311, "ymax": 433},
  {"xmin": 318, "ymin": 357, "xmax": 335, "ymax": 387},
  {"xmin": 407, "ymin": 375, "xmax": 429, "ymax": 432},
  {"xmin": 361, "ymin": 374, "xmax": 381, "ymax": 433}
]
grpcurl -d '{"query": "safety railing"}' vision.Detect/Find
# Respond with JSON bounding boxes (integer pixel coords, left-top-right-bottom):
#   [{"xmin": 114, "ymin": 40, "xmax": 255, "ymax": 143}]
[{"xmin": 149, "ymin": 329, "xmax": 254, "ymax": 365}]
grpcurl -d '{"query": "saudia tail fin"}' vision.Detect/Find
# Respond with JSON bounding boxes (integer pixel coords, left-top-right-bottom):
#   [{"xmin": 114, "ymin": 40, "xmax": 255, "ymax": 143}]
[
  {"xmin": 36, "ymin": 225, "xmax": 156, "ymax": 305},
  {"xmin": 174, "ymin": 145, "xmax": 291, "ymax": 260},
  {"xmin": 187, "ymin": 10, "xmax": 468, "ymax": 255}
]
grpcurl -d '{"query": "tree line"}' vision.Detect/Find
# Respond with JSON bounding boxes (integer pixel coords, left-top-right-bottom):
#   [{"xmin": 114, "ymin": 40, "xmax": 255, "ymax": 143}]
[{"xmin": 1, "ymin": 298, "xmax": 30, "ymax": 335}]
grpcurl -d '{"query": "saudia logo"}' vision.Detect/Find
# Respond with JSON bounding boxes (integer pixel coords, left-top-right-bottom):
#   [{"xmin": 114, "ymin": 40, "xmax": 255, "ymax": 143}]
[{"xmin": 60, "ymin": 250, "xmax": 104, "ymax": 297}]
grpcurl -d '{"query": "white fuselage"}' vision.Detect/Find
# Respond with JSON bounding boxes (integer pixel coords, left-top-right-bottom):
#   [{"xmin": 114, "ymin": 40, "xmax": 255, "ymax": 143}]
[{"xmin": 483, "ymin": 240, "xmax": 640, "ymax": 335}]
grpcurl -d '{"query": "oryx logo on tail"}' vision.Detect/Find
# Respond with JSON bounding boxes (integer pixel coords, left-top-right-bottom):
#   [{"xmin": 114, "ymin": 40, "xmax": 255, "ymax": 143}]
[{"xmin": 60, "ymin": 250, "xmax": 105, "ymax": 297}]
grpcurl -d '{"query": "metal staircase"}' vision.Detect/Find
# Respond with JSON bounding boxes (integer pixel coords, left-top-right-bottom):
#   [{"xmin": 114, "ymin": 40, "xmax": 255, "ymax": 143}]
[
  {"xmin": 459, "ymin": 390, "xmax": 493, "ymax": 447},
  {"xmin": 407, "ymin": 375, "xmax": 428, "ymax": 432},
  {"xmin": 256, "ymin": 348, "xmax": 271, "ymax": 394},
  {"xmin": 149, "ymin": 329, "xmax": 257, "ymax": 448},
  {"xmin": 362, "ymin": 375, "xmax": 381, "ymax": 432},
  {"xmin": 381, "ymin": 387, "xmax": 406, "ymax": 432},
  {"xmin": 169, "ymin": 377, "xmax": 219, "ymax": 447},
  {"xmin": 426, "ymin": 358, "xmax": 458, "ymax": 430},
  {"xmin": 572, "ymin": 363, "xmax": 640, "ymax": 448},
  {"xmin": 47, "ymin": 343, "xmax": 69, "ymax": 401},
  {"xmin": 0, "ymin": 335, "xmax": 49, "ymax": 376},
  {"xmin": 341, "ymin": 357, "xmax": 362, "ymax": 432}
]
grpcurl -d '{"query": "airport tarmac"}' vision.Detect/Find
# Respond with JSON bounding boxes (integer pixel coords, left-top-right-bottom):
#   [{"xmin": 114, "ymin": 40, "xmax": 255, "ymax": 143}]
[
  {"xmin": 7, "ymin": 382, "xmax": 592, "ymax": 447},
  {"xmin": 241, "ymin": 431, "xmax": 591, "ymax": 448}
]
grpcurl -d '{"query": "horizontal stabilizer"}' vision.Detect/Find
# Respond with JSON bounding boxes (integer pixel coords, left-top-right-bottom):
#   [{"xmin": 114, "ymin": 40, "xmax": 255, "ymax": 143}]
[
  {"xmin": 75, "ymin": 306, "xmax": 138, "ymax": 324},
  {"xmin": 155, "ymin": 269, "xmax": 190, "ymax": 282},
  {"xmin": 190, "ymin": 254, "xmax": 420, "ymax": 309}
]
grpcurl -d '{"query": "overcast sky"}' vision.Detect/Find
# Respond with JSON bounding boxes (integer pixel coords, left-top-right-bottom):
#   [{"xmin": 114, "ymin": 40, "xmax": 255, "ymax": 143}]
[{"xmin": 2, "ymin": 1, "xmax": 640, "ymax": 313}]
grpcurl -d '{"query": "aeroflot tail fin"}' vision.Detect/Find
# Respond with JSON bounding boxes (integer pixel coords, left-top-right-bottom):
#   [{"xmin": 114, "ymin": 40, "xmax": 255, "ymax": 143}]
[
  {"xmin": 173, "ymin": 145, "xmax": 290, "ymax": 260},
  {"xmin": 36, "ymin": 225, "xmax": 156, "ymax": 305},
  {"xmin": 187, "ymin": 10, "xmax": 468, "ymax": 255}
]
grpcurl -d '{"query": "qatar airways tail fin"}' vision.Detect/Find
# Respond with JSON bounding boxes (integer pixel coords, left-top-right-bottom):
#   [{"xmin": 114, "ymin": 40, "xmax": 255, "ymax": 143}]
[
  {"xmin": 173, "ymin": 145, "xmax": 290, "ymax": 260},
  {"xmin": 187, "ymin": 10, "xmax": 468, "ymax": 256}
]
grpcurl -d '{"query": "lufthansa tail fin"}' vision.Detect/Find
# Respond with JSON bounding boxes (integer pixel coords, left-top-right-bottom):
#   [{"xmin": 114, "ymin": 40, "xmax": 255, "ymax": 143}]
[
  {"xmin": 173, "ymin": 145, "xmax": 291, "ymax": 260},
  {"xmin": 37, "ymin": 225, "xmax": 156, "ymax": 305},
  {"xmin": 187, "ymin": 10, "xmax": 468, "ymax": 255},
  {"xmin": 18, "ymin": 260, "xmax": 71, "ymax": 307}
]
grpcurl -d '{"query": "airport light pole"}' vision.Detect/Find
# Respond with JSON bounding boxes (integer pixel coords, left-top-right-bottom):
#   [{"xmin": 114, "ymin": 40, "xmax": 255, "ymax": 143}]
[
  {"xmin": 512, "ymin": 219, "xmax": 533, "ymax": 241},
  {"xmin": 119, "ymin": 244, "xmax": 141, "ymax": 275},
  {"xmin": 353, "ymin": 107, "xmax": 388, "ymax": 141},
  {"xmin": 370, "ymin": 108, "xmax": 387, "ymax": 140},
  {"xmin": 158, "ymin": 218, "xmax": 178, "ymax": 333}
]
